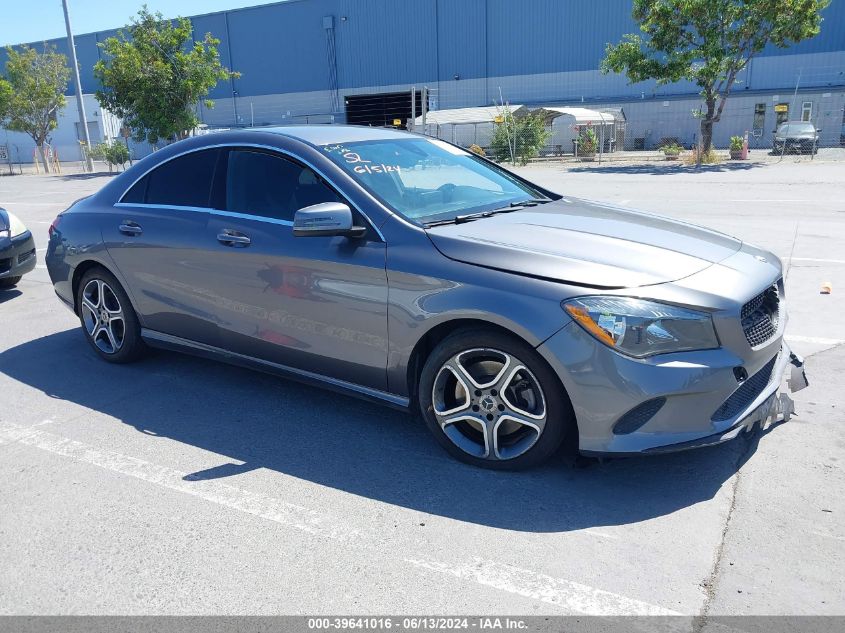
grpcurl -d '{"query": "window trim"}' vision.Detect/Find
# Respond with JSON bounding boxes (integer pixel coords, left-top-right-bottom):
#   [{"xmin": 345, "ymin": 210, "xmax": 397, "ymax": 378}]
[{"xmin": 116, "ymin": 142, "xmax": 385, "ymax": 241}]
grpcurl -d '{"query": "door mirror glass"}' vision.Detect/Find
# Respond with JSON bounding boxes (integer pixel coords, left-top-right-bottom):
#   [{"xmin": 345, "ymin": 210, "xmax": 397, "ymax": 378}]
[{"xmin": 293, "ymin": 202, "xmax": 366, "ymax": 238}]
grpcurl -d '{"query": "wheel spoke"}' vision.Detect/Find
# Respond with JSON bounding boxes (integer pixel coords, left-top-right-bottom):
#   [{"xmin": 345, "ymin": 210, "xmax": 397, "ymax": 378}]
[
  {"xmin": 433, "ymin": 364, "xmax": 471, "ymax": 416},
  {"xmin": 492, "ymin": 413, "xmax": 542, "ymax": 459},
  {"xmin": 446, "ymin": 357, "xmax": 484, "ymax": 390},
  {"xmin": 103, "ymin": 325, "xmax": 119, "ymax": 352},
  {"xmin": 81, "ymin": 296, "xmax": 99, "ymax": 314},
  {"xmin": 499, "ymin": 364, "xmax": 547, "ymax": 420},
  {"xmin": 455, "ymin": 350, "xmax": 511, "ymax": 389}
]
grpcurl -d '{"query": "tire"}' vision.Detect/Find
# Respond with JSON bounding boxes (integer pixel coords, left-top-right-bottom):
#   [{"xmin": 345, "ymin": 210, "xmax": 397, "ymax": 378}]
[
  {"xmin": 418, "ymin": 328, "xmax": 573, "ymax": 470},
  {"xmin": 0, "ymin": 276, "xmax": 22, "ymax": 288},
  {"xmin": 76, "ymin": 267, "xmax": 145, "ymax": 363}
]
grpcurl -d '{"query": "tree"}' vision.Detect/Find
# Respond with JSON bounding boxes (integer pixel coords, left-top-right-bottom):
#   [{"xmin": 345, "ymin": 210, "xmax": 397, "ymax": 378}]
[
  {"xmin": 94, "ymin": 7, "xmax": 238, "ymax": 146},
  {"xmin": 491, "ymin": 109, "xmax": 551, "ymax": 165},
  {"xmin": 601, "ymin": 0, "xmax": 829, "ymax": 153},
  {"xmin": 89, "ymin": 140, "xmax": 130, "ymax": 171},
  {"xmin": 0, "ymin": 45, "xmax": 70, "ymax": 173}
]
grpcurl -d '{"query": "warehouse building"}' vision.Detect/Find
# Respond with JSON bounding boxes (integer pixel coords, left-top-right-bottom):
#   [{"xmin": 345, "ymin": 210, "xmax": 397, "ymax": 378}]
[{"xmin": 1, "ymin": 0, "xmax": 843, "ymax": 163}]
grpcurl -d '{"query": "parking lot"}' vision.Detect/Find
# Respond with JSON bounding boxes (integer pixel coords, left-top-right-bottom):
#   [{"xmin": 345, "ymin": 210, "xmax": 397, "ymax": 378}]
[{"xmin": 1, "ymin": 158, "xmax": 843, "ymax": 616}]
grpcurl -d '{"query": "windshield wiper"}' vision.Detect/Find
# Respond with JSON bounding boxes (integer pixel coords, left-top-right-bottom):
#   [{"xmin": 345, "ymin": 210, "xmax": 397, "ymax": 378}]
[{"xmin": 424, "ymin": 199, "xmax": 550, "ymax": 227}]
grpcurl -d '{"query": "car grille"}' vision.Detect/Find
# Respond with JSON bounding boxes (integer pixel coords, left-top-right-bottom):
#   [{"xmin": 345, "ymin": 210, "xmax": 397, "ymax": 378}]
[
  {"xmin": 741, "ymin": 283, "xmax": 780, "ymax": 347},
  {"xmin": 17, "ymin": 248, "xmax": 35, "ymax": 264},
  {"xmin": 711, "ymin": 355, "xmax": 778, "ymax": 422}
]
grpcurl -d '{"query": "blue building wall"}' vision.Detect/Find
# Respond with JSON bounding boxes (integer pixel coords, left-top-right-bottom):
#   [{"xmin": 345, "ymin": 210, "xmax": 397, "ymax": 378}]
[{"xmin": 1, "ymin": 0, "xmax": 843, "ymax": 105}]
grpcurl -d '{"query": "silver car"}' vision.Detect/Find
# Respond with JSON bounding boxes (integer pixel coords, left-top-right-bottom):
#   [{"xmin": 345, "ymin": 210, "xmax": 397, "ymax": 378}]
[{"xmin": 45, "ymin": 126, "xmax": 808, "ymax": 470}]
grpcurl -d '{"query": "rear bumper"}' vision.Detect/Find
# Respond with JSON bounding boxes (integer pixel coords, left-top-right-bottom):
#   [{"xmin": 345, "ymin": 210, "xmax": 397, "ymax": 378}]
[
  {"xmin": 537, "ymin": 322, "xmax": 808, "ymax": 456},
  {"xmin": 0, "ymin": 231, "xmax": 36, "ymax": 280}
]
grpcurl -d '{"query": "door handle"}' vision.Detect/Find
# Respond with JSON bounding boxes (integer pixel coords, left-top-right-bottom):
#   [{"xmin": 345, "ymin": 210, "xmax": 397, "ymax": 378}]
[
  {"xmin": 217, "ymin": 230, "xmax": 251, "ymax": 247},
  {"xmin": 119, "ymin": 222, "xmax": 142, "ymax": 236}
]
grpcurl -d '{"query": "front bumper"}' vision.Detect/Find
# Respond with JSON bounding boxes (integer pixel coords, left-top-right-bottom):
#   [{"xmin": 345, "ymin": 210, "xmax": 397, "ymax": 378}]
[
  {"xmin": 0, "ymin": 230, "xmax": 37, "ymax": 280},
  {"xmin": 537, "ymin": 322, "xmax": 808, "ymax": 455}
]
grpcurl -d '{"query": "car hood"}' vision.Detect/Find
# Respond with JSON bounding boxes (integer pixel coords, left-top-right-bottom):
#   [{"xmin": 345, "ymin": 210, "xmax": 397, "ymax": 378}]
[{"xmin": 424, "ymin": 197, "xmax": 743, "ymax": 288}]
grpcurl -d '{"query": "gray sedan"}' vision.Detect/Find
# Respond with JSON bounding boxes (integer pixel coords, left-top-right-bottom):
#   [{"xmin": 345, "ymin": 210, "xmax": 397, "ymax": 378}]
[{"xmin": 45, "ymin": 126, "xmax": 808, "ymax": 469}]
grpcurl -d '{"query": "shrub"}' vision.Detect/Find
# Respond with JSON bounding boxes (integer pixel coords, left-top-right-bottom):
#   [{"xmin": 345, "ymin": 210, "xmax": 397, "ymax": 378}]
[
  {"xmin": 661, "ymin": 142, "xmax": 683, "ymax": 156},
  {"xmin": 91, "ymin": 140, "xmax": 130, "ymax": 171},
  {"xmin": 491, "ymin": 110, "xmax": 551, "ymax": 165},
  {"xmin": 683, "ymin": 147, "xmax": 722, "ymax": 165},
  {"xmin": 578, "ymin": 127, "xmax": 598, "ymax": 154},
  {"xmin": 729, "ymin": 135, "xmax": 744, "ymax": 151}
]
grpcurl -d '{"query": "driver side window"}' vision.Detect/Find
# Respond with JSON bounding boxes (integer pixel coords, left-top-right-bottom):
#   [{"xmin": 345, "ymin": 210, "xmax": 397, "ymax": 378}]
[{"xmin": 223, "ymin": 149, "xmax": 341, "ymax": 222}]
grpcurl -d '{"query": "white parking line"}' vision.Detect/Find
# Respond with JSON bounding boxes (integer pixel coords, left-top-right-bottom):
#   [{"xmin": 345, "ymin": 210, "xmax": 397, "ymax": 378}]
[
  {"xmin": 785, "ymin": 335, "xmax": 845, "ymax": 346},
  {"xmin": 404, "ymin": 557, "xmax": 680, "ymax": 615},
  {"xmin": 789, "ymin": 257, "xmax": 845, "ymax": 264},
  {"xmin": 0, "ymin": 420, "xmax": 678, "ymax": 615}
]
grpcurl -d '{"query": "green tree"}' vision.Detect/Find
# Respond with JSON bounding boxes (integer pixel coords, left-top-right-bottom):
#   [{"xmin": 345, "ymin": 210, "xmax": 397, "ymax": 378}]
[
  {"xmin": 0, "ymin": 78, "xmax": 12, "ymax": 121},
  {"xmin": 601, "ymin": 0, "xmax": 829, "ymax": 153},
  {"xmin": 94, "ymin": 7, "xmax": 238, "ymax": 145},
  {"xmin": 90, "ymin": 140, "xmax": 130, "ymax": 171},
  {"xmin": 0, "ymin": 45, "xmax": 70, "ymax": 173},
  {"xmin": 491, "ymin": 109, "xmax": 551, "ymax": 165}
]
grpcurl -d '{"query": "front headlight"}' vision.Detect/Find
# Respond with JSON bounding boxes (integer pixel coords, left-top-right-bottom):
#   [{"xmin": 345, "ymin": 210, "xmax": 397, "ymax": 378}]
[
  {"xmin": 6, "ymin": 212, "xmax": 28, "ymax": 238},
  {"xmin": 563, "ymin": 296, "xmax": 719, "ymax": 358}
]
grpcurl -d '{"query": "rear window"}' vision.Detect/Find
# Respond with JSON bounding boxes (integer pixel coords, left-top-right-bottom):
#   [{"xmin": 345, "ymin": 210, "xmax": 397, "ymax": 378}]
[
  {"xmin": 124, "ymin": 149, "xmax": 220, "ymax": 207},
  {"xmin": 778, "ymin": 123, "xmax": 815, "ymax": 135}
]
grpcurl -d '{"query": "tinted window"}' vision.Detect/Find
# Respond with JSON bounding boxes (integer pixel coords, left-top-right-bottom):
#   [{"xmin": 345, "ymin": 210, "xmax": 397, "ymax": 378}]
[
  {"xmin": 224, "ymin": 149, "xmax": 341, "ymax": 221},
  {"xmin": 121, "ymin": 176, "xmax": 148, "ymax": 203},
  {"xmin": 144, "ymin": 149, "xmax": 219, "ymax": 207}
]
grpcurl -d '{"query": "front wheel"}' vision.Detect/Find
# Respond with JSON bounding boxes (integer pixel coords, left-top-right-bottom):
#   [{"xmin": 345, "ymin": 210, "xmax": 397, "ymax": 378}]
[
  {"xmin": 418, "ymin": 329, "xmax": 572, "ymax": 470},
  {"xmin": 0, "ymin": 276, "xmax": 22, "ymax": 288},
  {"xmin": 76, "ymin": 267, "xmax": 146, "ymax": 363}
]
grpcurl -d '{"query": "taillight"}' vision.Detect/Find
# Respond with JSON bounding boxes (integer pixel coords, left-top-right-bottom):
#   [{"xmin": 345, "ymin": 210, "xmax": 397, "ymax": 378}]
[{"xmin": 49, "ymin": 215, "xmax": 62, "ymax": 238}]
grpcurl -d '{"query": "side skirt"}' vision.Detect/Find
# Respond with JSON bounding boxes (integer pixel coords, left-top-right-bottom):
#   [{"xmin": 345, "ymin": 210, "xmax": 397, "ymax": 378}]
[{"xmin": 140, "ymin": 329, "xmax": 410, "ymax": 411}]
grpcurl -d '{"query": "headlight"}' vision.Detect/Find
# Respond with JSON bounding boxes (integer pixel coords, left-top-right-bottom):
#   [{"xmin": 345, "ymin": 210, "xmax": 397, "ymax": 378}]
[
  {"xmin": 6, "ymin": 212, "xmax": 28, "ymax": 238},
  {"xmin": 562, "ymin": 296, "xmax": 719, "ymax": 358}
]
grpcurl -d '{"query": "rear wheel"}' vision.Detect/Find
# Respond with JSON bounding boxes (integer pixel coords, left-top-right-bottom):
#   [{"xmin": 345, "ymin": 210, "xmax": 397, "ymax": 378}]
[
  {"xmin": 0, "ymin": 276, "xmax": 22, "ymax": 288},
  {"xmin": 418, "ymin": 328, "xmax": 572, "ymax": 470},
  {"xmin": 76, "ymin": 267, "xmax": 145, "ymax": 363}
]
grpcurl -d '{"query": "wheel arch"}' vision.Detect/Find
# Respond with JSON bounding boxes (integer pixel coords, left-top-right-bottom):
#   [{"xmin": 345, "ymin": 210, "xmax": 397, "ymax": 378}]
[
  {"xmin": 405, "ymin": 318, "xmax": 575, "ymax": 419},
  {"xmin": 71, "ymin": 259, "xmax": 139, "ymax": 318}
]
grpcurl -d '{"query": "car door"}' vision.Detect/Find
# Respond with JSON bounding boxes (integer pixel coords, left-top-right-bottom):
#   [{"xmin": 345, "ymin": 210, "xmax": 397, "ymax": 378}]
[
  {"xmin": 103, "ymin": 148, "xmax": 224, "ymax": 346},
  {"xmin": 206, "ymin": 147, "xmax": 390, "ymax": 391}
]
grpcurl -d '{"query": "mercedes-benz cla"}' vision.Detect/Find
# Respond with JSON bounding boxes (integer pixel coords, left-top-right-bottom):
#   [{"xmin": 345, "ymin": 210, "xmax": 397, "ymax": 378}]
[{"xmin": 46, "ymin": 126, "xmax": 808, "ymax": 469}]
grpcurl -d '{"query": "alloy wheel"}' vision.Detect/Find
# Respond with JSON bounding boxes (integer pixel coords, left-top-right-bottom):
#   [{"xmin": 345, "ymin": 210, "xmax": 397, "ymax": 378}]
[
  {"xmin": 431, "ymin": 348, "xmax": 547, "ymax": 460},
  {"xmin": 80, "ymin": 278, "xmax": 126, "ymax": 354}
]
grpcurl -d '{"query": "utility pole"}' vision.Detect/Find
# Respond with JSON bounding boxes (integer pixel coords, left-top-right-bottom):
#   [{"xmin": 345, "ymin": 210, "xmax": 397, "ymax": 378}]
[
  {"xmin": 420, "ymin": 86, "xmax": 428, "ymax": 135},
  {"xmin": 62, "ymin": 0, "xmax": 94, "ymax": 173}
]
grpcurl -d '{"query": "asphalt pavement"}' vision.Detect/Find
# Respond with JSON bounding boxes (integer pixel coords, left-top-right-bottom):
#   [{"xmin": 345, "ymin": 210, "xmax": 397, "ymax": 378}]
[{"xmin": 0, "ymin": 158, "xmax": 842, "ymax": 617}]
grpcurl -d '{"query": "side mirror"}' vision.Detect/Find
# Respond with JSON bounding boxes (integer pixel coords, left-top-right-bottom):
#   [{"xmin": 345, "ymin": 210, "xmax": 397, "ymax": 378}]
[{"xmin": 292, "ymin": 202, "xmax": 367, "ymax": 238}]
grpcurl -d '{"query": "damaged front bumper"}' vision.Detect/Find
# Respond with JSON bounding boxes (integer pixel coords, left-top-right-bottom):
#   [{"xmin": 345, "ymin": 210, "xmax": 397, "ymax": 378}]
[{"xmin": 643, "ymin": 351, "xmax": 808, "ymax": 454}]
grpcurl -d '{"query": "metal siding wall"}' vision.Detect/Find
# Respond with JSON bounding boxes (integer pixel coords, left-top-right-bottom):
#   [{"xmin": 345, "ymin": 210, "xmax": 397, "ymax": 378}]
[
  {"xmin": 190, "ymin": 13, "xmax": 234, "ymax": 101},
  {"xmin": 224, "ymin": 0, "xmax": 335, "ymax": 96},
  {"xmin": 334, "ymin": 0, "xmax": 437, "ymax": 89},
  {"xmin": 760, "ymin": 0, "xmax": 845, "ymax": 56},
  {"xmin": 486, "ymin": 0, "xmax": 637, "ymax": 76}
]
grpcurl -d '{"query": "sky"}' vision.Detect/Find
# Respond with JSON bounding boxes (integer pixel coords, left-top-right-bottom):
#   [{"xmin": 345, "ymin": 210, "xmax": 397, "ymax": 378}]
[{"xmin": 0, "ymin": 0, "xmax": 283, "ymax": 46}]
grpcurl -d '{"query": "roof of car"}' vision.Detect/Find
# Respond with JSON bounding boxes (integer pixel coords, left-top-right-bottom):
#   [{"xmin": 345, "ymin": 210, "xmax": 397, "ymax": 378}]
[{"xmin": 250, "ymin": 124, "xmax": 415, "ymax": 145}]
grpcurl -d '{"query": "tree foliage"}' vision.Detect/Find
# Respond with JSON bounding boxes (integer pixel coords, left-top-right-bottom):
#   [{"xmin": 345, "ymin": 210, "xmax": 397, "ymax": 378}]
[
  {"xmin": 90, "ymin": 139, "xmax": 131, "ymax": 171},
  {"xmin": 0, "ymin": 44, "xmax": 70, "ymax": 170},
  {"xmin": 601, "ymin": 0, "xmax": 829, "ymax": 152},
  {"xmin": 491, "ymin": 110, "xmax": 551, "ymax": 165},
  {"xmin": 94, "ymin": 7, "xmax": 238, "ymax": 145}
]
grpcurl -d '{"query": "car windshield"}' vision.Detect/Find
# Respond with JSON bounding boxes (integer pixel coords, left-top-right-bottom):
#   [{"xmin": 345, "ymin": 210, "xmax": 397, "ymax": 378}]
[
  {"xmin": 319, "ymin": 137, "xmax": 547, "ymax": 224},
  {"xmin": 778, "ymin": 122, "xmax": 815, "ymax": 135}
]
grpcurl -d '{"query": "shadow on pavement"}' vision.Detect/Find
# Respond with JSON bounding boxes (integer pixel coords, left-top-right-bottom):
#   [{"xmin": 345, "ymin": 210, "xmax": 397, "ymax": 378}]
[
  {"xmin": 0, "ymin": 287, "xmax": 23, "ymax": 303},
  {"xmin": 1, "ymin": 328, "xmax": 760, "ymax": 533},
  {"xmin": 58, "ymin": 172, "xmax": 119, "ymax": 181},
  {"xmin": 566, "ymin": 161, "xmax": 766, "ymax": 176}
]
